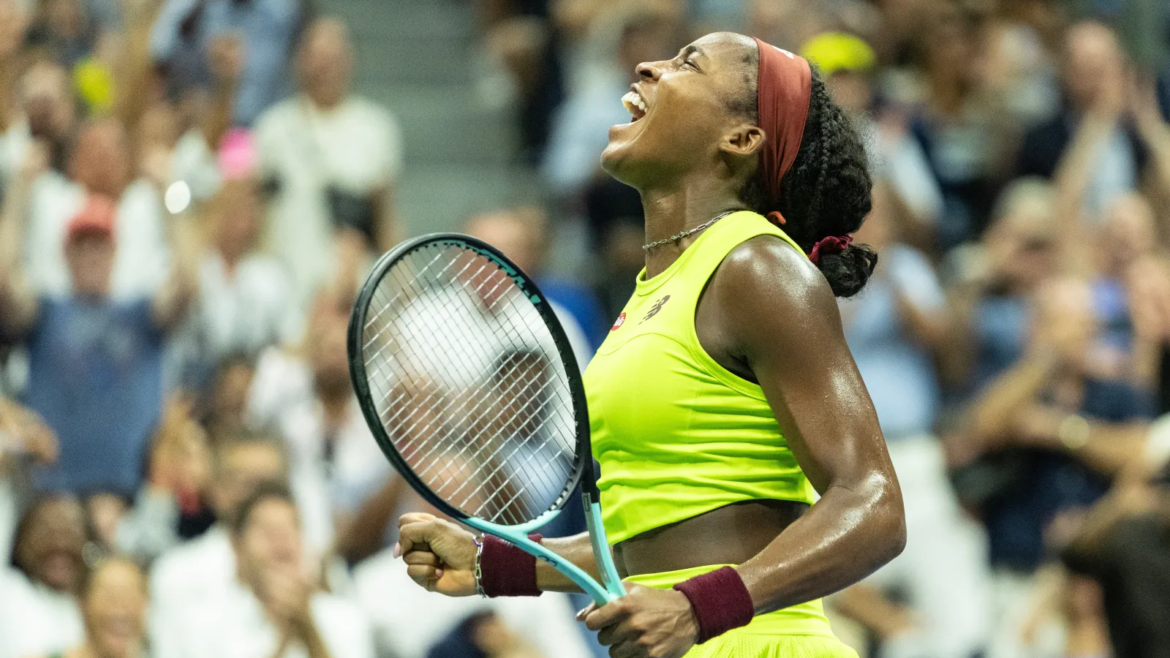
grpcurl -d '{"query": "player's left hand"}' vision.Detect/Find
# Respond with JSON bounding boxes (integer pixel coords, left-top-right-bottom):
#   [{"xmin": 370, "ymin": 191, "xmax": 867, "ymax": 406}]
[{"xmin": 579, "ymin": 583, "xmax": 699, "ymax": 658}]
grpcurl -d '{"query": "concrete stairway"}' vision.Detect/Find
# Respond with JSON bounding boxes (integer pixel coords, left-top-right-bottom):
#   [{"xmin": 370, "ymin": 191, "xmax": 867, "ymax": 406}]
[{"xmin": 316, "ymin": 0, "xmax": 542, "ymax": 236}]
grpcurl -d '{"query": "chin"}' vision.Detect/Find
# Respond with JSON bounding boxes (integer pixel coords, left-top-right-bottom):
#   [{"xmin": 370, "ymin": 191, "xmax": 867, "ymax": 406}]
[{"xmin": 600, "ymin": 136, "xmax": 640, "ymax": 188}]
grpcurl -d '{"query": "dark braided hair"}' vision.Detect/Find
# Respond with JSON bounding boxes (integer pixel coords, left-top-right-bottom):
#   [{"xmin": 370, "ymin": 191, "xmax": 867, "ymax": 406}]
[{"xmin": 734, "ymin": 55, "xmax": 877, "ymax": 298}]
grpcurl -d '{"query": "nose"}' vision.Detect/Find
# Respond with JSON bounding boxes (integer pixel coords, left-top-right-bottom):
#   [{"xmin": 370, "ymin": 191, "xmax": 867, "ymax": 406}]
[{"xmin": 636, "ymin": 61, "xmax": 661, "ymax": 81}]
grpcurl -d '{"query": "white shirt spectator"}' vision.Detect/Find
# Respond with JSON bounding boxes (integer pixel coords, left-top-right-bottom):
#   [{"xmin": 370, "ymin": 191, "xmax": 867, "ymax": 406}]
[
  {"xmin": 353, "ymin": 551, "xmax": 593, "ymax": 658},
  {"xmin": 0, "ymin": 567, "xmax": 83, "ymax": 658},
  {"xmin": 190, "ymin": 251, "xmax": 301, "ymax": 361},
  {"xmin": 254, "ymin": 96, "xmax": 403, "ymax": 307},
  {"xmin": 23, "ymin": 174, "xmax": 168, "ymax": 299},
  {"xmin": 152, "ymin": 577, "xmax": 374, "ymax": 658},
  {"xmin": 149, "ymin": 525, "xmax": 235, "ymax": 625},
  {"xmin": 246, "ymin": 348, "xmax": 390, "ymax": 554}
]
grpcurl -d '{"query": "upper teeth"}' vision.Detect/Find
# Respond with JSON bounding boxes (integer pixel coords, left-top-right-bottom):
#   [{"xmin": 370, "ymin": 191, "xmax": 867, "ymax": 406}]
[{"xmin": 622, "ymin": 91, "xmax": 648, "ymax": 117}]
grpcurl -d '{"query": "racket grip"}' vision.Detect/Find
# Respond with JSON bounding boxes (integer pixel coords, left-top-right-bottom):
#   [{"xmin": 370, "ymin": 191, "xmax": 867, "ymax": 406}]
[{"xmin": 480, "ymin": 534, "xmax": 544, "ymax": 597}]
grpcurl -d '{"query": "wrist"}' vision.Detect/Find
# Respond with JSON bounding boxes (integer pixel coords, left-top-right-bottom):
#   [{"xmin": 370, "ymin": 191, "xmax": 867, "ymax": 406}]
[
  {"xmin": 671, "ymin": 567, "xmax": 755, "ymax": 644},
  {"xmin": 477, "ymin": 534, "xmax": 543, "ymax": 597}
]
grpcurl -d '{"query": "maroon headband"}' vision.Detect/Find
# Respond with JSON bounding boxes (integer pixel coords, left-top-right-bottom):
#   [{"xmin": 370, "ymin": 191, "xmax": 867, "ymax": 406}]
[{"xmin": 753, "ymin": 37, "xmax": 812, "ymax": 227}]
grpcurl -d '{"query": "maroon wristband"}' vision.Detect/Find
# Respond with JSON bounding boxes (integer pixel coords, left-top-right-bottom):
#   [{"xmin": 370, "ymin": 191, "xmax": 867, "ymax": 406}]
[
  {"xmin": 672, "ymin": 567, "xmax": 755, "ymax": 643},
  {"xmin": 479, "ymin": 534, "xmax": 543, "ymax": 597}
]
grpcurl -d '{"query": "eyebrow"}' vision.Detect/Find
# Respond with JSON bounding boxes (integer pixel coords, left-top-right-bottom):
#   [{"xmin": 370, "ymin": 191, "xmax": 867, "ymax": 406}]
[{"xmin": 680, "ymin": 45, "xmax": 704, "ymax": 59}]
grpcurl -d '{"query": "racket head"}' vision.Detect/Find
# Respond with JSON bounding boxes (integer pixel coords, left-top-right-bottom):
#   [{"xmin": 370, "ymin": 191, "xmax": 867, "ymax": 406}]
[{"xmin": 347, "ymin": 233, "xmax": 595, "ymax": 528}]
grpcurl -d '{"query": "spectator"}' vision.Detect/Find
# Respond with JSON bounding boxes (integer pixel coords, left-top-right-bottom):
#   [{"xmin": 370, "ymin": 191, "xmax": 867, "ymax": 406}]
[
  {"xmin": 154, "ymin": 484, "xmax": 375, "ymax": 658},
  {"xmin": 945, "ymin": 178, "xmax": 1060, "ymax": 395},
  {"xmin": 114, "ymin": 396, "xmax": 213, "ymax": 562},
  {"xmin": 0, "ymin": 59, "xmax": 78, "ymax": 187},
  {"xmin": 0, "ymin": 494, "xmax": 86, "ymax": 658},
  {"xmin": 149, "ymin": 431, "xmax": 288, "ymax": 624},
  {"xmin": 15, "ymin": 121, "xmax": 169, "ymax": 300},
  {"xmin": 149, "ymin": 0, "xmax": 304, "ymax": 126},
  {"xmin": 180, "ymin": 131, "xmax": 299, "ymax": 388},
  {"xmin": 0, "ymin": 191, "xmax": 198, "ymax": 496},
  {"xmin": 964, "ymin": 276, "xmax": 1155, "ymax": 573},
  {"xmin": 1016, "ymin": 21, "xmax": 1137, "ymax": 222},
  {"xmin": 834, "ymin": 183, "xmax": 993, "ymax": 658},
  {"xmin": 1062, "ymin": 462, "xmax": 1170, "ymax": 658},
  {"xmin": 246, "ymin": 300, "xmax": 391, "ymax": 557},
  {"xmin": 255, "ymin": 17, "xmax": 403, "ymax": 308},
  {"xmin": 906, "ymin": 6, "xmax": 1012, "ymax": 248},
  {"xmin": 53, "ymin": 557, "xmax": 151, "ymax": 658}
]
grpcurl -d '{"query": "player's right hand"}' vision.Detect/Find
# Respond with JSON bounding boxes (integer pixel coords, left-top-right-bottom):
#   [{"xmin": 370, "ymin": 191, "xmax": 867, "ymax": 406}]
[{"xmin": 396, "ymin": 512, "xmax": 478, "ymax": 597}]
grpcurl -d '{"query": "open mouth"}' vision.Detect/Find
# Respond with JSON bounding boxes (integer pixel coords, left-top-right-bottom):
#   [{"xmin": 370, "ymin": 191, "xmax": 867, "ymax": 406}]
[{"xmin": 621, "ymin": 90, "xmax": 648, "ymax": 122}]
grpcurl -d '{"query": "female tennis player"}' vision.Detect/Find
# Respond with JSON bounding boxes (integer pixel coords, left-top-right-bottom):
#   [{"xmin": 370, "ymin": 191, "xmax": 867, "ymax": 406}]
[{"xmin": 396, "ymin": 31, "xmax": 905, "ymax": 658}]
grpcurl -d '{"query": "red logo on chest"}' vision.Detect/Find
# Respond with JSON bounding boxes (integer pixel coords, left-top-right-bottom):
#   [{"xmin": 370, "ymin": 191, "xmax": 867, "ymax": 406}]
[{"xmin": 611, "ymin": 312, "xmax": 626, "ymax": 331}]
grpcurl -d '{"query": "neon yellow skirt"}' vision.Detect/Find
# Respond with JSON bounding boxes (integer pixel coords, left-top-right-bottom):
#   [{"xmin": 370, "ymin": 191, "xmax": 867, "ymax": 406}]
[{"xmin": 626, "ymin": 566, "xmax": 859, "ymax": 658}]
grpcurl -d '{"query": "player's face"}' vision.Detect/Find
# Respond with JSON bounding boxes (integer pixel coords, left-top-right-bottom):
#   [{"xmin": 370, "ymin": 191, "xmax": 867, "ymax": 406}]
[{"xmin": 602, "ymin": 32, "xmax": 756, "ymax": 189}]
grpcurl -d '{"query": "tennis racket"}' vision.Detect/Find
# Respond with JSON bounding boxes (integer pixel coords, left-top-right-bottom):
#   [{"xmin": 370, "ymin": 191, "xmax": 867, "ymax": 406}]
[{"xmin": 347, "ymin": 233, "xmax": 626, "ymax": 604}]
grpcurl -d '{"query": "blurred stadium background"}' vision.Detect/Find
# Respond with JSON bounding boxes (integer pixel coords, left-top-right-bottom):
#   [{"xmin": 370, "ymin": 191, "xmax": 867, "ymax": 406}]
[{"xmin": 2, "ymin": 1, "xmax": 1170, "ymax": 658}]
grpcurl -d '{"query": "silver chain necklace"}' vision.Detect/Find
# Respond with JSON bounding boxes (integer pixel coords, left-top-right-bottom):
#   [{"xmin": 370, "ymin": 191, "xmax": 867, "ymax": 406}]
[{"xmin": 642, "ymin": 211, "xmax": 735, "ymax": 251}]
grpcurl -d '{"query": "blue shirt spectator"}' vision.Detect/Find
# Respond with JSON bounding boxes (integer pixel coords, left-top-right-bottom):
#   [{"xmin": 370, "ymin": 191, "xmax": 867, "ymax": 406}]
[
  {"xmin": 26, "ymin": 297, "xmax": 164, "ymax": 494},
  {"xmin": 983, "ymin": 378, "xmax": 1154, "ymax": 571},
  {"xmin": 842, "ymin": 244, "xmax": 944, "ymax": 440},
  {"xmin": 0, "ymin": 194, "xmax": 197, "ymax": 497},
  {"xmin": 149, "ymin": 0, "xmax": 303, "ymax": 126}
]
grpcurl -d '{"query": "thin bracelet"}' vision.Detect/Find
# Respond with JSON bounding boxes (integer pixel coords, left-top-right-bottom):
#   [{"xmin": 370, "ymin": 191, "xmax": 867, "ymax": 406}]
[{"xmin": 473, "ymin": 536, "xmax": 486, "ymax": 597}]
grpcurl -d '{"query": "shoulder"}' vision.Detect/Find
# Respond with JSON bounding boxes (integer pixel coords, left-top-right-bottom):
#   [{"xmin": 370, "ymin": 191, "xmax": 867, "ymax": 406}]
[{"xmin": 712, "ymin": 234, "xmax": 839, "ymax": 326}]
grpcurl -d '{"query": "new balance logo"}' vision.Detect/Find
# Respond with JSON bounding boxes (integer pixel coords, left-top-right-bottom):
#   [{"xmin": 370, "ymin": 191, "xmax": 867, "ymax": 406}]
[{"xmin": 641, "ymin": 295, "xmax": 671, "ymax": 323}]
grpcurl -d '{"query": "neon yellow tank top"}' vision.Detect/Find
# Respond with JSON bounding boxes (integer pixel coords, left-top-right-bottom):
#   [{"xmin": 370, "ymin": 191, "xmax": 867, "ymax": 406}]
[{"xmin": 585, "ymin": 211, "xmax": 818, "ymax": 545}]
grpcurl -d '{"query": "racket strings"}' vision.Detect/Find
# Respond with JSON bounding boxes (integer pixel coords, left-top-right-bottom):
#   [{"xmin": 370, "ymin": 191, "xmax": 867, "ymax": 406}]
[{"xmin": 360, "ymin": 243, "xmax": 578, "ymax": 526}]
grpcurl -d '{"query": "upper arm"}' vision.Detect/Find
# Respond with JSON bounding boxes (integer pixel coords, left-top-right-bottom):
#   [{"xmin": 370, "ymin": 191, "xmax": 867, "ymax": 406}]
[{"xmin": 711, "ymin": 237, "xmax": 895, "ymax": 495}]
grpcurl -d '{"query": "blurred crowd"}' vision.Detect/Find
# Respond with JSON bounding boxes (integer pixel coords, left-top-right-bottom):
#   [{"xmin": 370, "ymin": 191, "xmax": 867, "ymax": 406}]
[{"xmin": 2, "ymin": 0, "xmax": 1170, "ymax": 657}]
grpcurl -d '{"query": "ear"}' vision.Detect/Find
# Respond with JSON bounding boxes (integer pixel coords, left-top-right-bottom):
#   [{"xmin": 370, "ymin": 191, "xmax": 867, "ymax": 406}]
[{"xmin": 719, "ymin": 123, "xmax": 766, "ymax": 159}]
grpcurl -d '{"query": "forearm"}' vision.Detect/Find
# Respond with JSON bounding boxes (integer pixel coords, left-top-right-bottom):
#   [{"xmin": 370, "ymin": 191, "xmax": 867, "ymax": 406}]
[
  {"xmin": 535, "ymin": 531, "xmax": 600, "ymax": 593},
  {"xmin": 1136, "ymin": 116, "xmax": 1170, "ymax": 209},
  {"xmin": 115, "ymin": 0, "xmax": 161, "ymax": 134},
  {"xmin": 152, "ymin": 216, "xmax": 200, "ymax": 328},
  {"xmin": 334, "ymin": 477, "xmax": 405, "ymax": 565},
  {"xmin": 374, "ymin": 184, "xmax": 399, "ymax": 253},
  {"xmin": 0, "ymin": 180, "xmax": 37, "ymax": 333},
  {"xmin": 967, "ymin": 353, "xmax": 1056, "ymax": 446},
  {"xmin": 0, "ymin": 59, "xmax": 16, "ymax": 133},
  {"xmin": 1068, "ymin": 422, "xmax": 1149, "ymax": 477},
  {"xmin": 296, "ymin": 619, "xmax": 334, "ymax": 658},
  {"xmin": 831, "ymin": 584, "xmax": 915, "ymax": 641},
  {"xmin": 1053, "ymin": 116, "xmax": 1113, "ymax": 268},
  {"xmin": 735, "ymin": 476, "xmax": 904, "ymax": 615}
]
